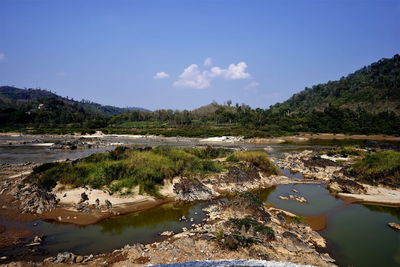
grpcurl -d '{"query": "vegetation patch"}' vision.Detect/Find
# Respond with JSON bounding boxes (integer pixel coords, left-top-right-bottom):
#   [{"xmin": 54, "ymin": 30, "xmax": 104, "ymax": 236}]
[
  {"xmin": 237, "ymin": 192, "xmax": 263, "ymax": 207},
  {"xmin": 28, "ymin": 146, "xmax": 226, "ymax": 196},
  {"xmin": 325, "ymin": 146, "xmax": 365, "ymax": 157},
  {"xmin": 350, "ymin": 150, "xmax": 400, "ymax": 187},
  {"xmin": 229, "ymin": 217, "xmax": 275, "ymax": 240},
  {"xmin": 227, "ymin": 151, "xmax": 279, "ymax": 175}
]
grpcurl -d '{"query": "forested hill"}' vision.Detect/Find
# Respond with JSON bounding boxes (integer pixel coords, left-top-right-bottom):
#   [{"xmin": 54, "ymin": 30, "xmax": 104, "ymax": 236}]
[
  {"xmin": 0, "ymin": 86, "xmax": 147, "ymax": 126},
  {"xmin": 270, "ymin": 54, "xmax": 400, "ymax": 115}
]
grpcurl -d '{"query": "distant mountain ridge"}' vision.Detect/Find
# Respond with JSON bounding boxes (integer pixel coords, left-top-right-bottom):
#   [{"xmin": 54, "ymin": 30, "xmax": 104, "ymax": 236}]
[
  {"xmin": 0, "ymin": 86, "xmax": 148, "ymax": 115},
  {"xmin": 270, "ymin": 54, "xmax": 400, "ymax": 115}
]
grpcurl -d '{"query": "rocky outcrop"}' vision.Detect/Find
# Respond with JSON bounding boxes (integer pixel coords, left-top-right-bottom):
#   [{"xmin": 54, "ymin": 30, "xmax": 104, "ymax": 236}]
[
  {"xmin": 174, "ymin": 178, "xmax": 217, "ymax": 201},
  {"xmin": 388, "ymin": 222, "xmax": 400, "ymax": 231},
  {"xmin": 327, "ymin": 177, "xmax": 366, "ymax": 194},
  {"xmin": 49, "ymin": 138, "xmax": 109, "ymax": 150},
  {"xmin": 44, "ymin": 252, "xmax": 93, "ymax": 264},
  {"xmin": 276, "ymin": 151, "xmax": 343, "ymax": 181},
  {"xmin": 9, "ymin": 182, "xmax": 58, "ymax": 214},
  {"xmin": 173, "ymin": 164, "xmax": 290, "ymax": 201}
]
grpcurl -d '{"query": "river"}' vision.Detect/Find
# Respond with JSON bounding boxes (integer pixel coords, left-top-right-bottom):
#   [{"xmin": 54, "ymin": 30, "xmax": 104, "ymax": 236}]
[{"xmin": 0, "ymin": 135, "xmax": 399, "ymax": 266}]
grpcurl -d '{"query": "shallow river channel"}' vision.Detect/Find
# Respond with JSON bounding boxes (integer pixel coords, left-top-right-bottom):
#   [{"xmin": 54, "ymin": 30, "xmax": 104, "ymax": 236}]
[{"xmin": 0, "ymin": 136, "xmax": 399, "ymax": 266}]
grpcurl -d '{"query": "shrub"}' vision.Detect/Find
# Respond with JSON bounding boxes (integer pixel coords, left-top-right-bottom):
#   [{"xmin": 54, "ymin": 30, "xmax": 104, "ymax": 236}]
[
  {"xmin": 237, "ymin": 192, "xmax": 263, "ymax": 207},
  {"xmin": 229, "ymin": 151, "xmax": 279, "ymax": 175},
  {"xmin": 326, "ymin": 146, "xmax": 365, "ymax": 157},
  {"xmin": 350, "ymin": 150, "xmax": 400, "ymax": 187},
  {"xmin": 28, "ymin": 146, "xmax": 226, "ymax": 196},
  {"xmin": 229, "ymin": 217, "xmax": 275, "ymax": 240}
]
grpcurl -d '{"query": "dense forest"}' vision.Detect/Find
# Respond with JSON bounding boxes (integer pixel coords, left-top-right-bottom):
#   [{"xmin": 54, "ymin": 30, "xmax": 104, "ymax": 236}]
[
  {"xmin": 1, "ymin": 54, "xmax": 399, "ymax": 136},
  {"xmin": 0, "ymin": 86, "xmax": 147, "ymax": 128}
]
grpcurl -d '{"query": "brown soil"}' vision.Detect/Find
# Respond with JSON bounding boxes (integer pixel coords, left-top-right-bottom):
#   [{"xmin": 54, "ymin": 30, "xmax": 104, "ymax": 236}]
[{"xmin": 0, "ymin": 227, "xmax": 34, "ymax": 246}]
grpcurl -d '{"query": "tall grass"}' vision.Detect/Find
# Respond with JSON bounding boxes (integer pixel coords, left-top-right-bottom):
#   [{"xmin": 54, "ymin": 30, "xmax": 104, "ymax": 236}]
[
  {"xmin": 350, "ymin": 150, "xmax": 400, "ymax": 187},
  {"xmin": 227, "ymin": 151, "xmax": 279, "ymax": 175},
  {"xmin": 325, "ymin": 146, "xmax": 365, "ymax": 157},
  {"xmin": 28, "ymin": 146, "xmax": 225, "ymax": 196}
]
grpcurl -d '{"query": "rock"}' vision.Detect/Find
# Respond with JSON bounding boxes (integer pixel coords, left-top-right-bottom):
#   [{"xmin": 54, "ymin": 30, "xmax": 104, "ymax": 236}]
[
  {"xmin": 26, "ymin": 242, "xmax": 41, "ymax": 247},
  {"xmin": 33, "ymin": 236, "xmax": 42, "ymax": 243},
  {"xmin": 105, "ymin": 199, "xmax": 112, "ymax": 209},
  {"xmin": 160, "ymin": 231, "xmax": 174, "ymax": 236},
  {"xmin": 79, "ymin": 192, "xmax": 89, "ymax": 203},
  {"xmin": 288, "ymin": 195, "xmax": 308, "ymax": 203},
  {"xmin": 279, "ymin": 196, "xmax": 288, "ymax": 200},
  {"xmin": 54, "ymin": 252, "xmax": 74, "ymax": 263},
  {"xmin": 76, "ymin": 204, "xmax": 91, "ymax": 212},
  {"xmin": 292, "ymin": 189, "xmax": 299, "ymax": 193},
  {"xmin": 75, "ymin": 255, "xmax": 84, "ymax": 263},
  {"xmin": 83, "ymin": 254, "xmax": 93, "ymax": 263},
  {"xmin": 328, "ymin": 177, "xmax": 366, "ymax": 194},
  {"xmin": 174, "ymin": 178, "xmax": 216, "ymax": 201},
  {"xmin": 388, "ymin": 222, "xmax": 400, "ymax": 231}
]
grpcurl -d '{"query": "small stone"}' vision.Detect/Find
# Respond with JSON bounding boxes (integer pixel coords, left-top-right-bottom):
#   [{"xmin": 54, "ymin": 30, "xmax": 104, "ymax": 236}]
[
  {"xmin": 388, "ymin": 222, "xmax": 400, "ymax": 231},
  {"xmin": 75, "ymin": 256, "xmax": 84, "ymax": 263}
]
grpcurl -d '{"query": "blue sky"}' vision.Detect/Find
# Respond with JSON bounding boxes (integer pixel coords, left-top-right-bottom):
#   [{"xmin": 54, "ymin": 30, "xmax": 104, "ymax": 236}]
[{"xmin": 0, "ymin": 0, "xmax": 399, "ymax": 110}]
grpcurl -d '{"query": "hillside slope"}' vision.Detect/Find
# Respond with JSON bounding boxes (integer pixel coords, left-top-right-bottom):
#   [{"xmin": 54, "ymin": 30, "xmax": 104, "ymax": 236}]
[
  {"xmin": 271, "ymin": 54, "xmax": 400, "ymax": 115},
  {"xmin": 0, "ymin": 86, "xmax": 147, "ymax": 126}
]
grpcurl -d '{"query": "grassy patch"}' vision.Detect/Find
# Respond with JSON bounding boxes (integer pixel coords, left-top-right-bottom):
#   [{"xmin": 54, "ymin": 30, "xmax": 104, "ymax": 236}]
[
  {"xmin": 290, "ymin": 215, "xmax": 305, "ymax": 224},
  {"xmin": 229, "ymin": 217, "xmax": 275, "ymax": 240},
  {"xmin": 28, "ymin": 146, "xmax": 227, "ymax": 196},
  {"xmin": 227, "ymin": 151, "xmax": 279, "ymax": 175},
  {"xmin": 350, "ymin": 150, "xmax": 400, "ymax": 187},
  {"xmin": 325, "ymin": 146, "xmax": 365, "ymax": 157}
]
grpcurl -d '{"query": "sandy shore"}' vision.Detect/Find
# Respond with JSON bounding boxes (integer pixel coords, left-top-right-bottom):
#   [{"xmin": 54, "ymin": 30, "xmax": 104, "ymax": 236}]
[
  {"xmin": 2, "ymin": 132, "xmax": 400, "ymax": 144},
  {"xmin": 338, "ymin": 185, "xmax": 400, "ymax": 206}
]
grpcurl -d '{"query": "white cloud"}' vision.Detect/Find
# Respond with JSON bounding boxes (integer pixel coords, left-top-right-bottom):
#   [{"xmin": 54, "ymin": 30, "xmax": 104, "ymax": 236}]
[
  {"xmin": 173, "ymin": 64, "xmax": 210, "ymax": 89},
  {"xmin": 0, "ymin": 53, "xmax": 5, "ymax": 62},
  {"xmin": 209, "ymin": 62, "xmax": 251, "ymax": 80},
  {"xmin": 204, "ymin": 57, "xmax": 213, "ymax": 66},
  {"xmin": 174, "ymin": 61, "xmax": 252, "ymax": 89},
  {"xmin": 245, "ymin": 81, "xmax": 260, "ymax": 89},
  {"xmin": 153, "ymin": 71, "xmax": 169, "ymax": 79}
]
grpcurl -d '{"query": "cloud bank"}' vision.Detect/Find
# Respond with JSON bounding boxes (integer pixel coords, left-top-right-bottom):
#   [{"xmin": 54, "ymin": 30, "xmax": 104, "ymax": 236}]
[{"xmin": 174, "ymin": 60, "xmax": 251, "ymax": 89}]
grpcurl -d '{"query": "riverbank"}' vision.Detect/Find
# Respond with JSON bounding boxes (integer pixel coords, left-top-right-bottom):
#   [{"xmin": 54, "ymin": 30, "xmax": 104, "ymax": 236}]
[
  {"xmin": 2, "ymin": 132, "xmax": 400, "ymax": 145},
  {"xmin": 1, "ymin": 135, "xmax": 399, "ymax": 266},
  {"xmin": 13, "ymin": 193, "xmax": 336, "ymax": 267}
]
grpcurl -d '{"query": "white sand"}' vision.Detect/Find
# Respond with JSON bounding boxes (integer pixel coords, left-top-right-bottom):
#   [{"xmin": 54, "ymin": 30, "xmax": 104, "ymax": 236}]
[
  {"xmin": 31, "ymin": 143, "xmax": 54, "ymax": 146},
  {"xmin": 320, "ymin": 154, "xmax": 351, "ymax": 161},
  {"xmin": 199, "ymin": 136, "xmax": 244, "ymax": 143},
  {"xmin": 53, "ymin": 180, "xmax": 177, "ymax": 207},
  {"xmin": 339, "ymin": 185, "xmax": 400, "ymax": 205}
]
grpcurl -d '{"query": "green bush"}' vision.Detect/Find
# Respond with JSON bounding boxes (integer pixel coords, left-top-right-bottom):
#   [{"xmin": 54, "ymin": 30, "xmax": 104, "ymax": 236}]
[
  {"xmin": 326, "ymin": 146, "xmax": 365, "ymax": 157},
  {"xmin": 350, "ymin": 150, "xmax": 400, "ymax": 187},
  {"xmin": 28, "ymin": 146, "xmax": 226, "ymax": 196},
  {"xmin": 229, "ymin": 151, "xmax": 279, "ymax": 175},
  {"xmin": 229, "ymin": 217, "xmax": 275, "ymax": 240}
]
